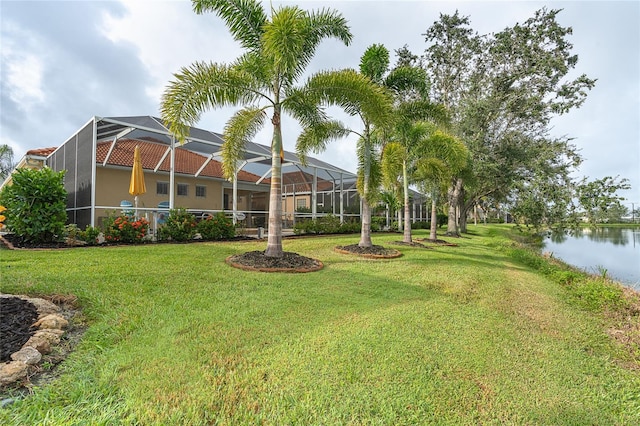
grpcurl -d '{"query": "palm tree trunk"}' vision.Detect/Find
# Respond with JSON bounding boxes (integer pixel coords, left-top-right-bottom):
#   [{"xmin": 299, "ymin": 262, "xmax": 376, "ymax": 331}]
[
  {"xmin": 446, "ymin": 177, "xmax": 462, "ymax": 236},
  {"xmin": 430, "ymin": 189, "xmax": 438, "ymax": 241},
  {"xmin": 265, "ymin": 114, "xmax": 283, "ymax": 257},
  {"xmin": 402, "ymin": 160, "xmax": 412, "ymax": 243},
  {"xmin": 359, "ymin": 199, "xmax": 373, "ymax": 247}
]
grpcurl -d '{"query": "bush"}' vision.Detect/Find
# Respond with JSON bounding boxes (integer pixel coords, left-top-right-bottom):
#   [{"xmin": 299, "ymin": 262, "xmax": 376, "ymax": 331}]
[
  {"xmin": 103, "ymin": 215, "xmax": 150, "ymax": 244},
  {"xmin": 436, "ymin": 213, "xmax": 448, "ymax": 228},
  {"xmin": 0, "ymin": 167, "xmax": 67, "ymax": 243},
  {"xmin": 294, "ymin": 214, "xmax": 360, "ymax": 235},
  {"xmin": 197, "ymin": 212, "xmax": 235, "ymax": 240},
  {"xmin": 338, "ymin": 220, "xmax": 360, "ymax": 234},
  {"xmin": 158, "ymin": 208, "xmax": 197, "ymax": 242},
  {"xmin": 371, "ymin": 216, "xmax": 386, "ymax": 231},
  {"xmin": 412, "ymin": 221, "xmax": 430, "ymax": 230},
  {"xmin": 79, "ymin": 225, "xmax": 101, "ymax": 245}
]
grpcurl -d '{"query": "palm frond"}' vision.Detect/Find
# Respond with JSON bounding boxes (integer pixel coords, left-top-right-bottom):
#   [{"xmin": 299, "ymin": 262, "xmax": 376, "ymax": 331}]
[
  {"xmin": 221, "ymin": 107, "xmax": 268, "ymax": 179},
  {"xmin": 193, "ymin": 0, "xmax": 266, "ymax": 51},
  {"xmin": 381, "ymin": 142, "xmax": 405, "ymax": 189},
  {"xmin": 232, "ymin": 52, "xmax": 272, "ymax": 90},
  {"xmin": 398, "ymin": 100, "xmax": 450, "ymax": 127},
  {"xmin": 294, "ymin": 8, "xmax": 352, "ymax": 82},
  {"xmin": 282, "ymin": 87, "xmax": 329, "ymax": 129},
  {"xmin": 161, "ymin": 62, "xmax": 261, "ymax": 142},
  {"xmin": 304, "ymin": 69, "xmax": 393, "ymax": 128},
  {"xmin": 263, "ymin": 6, "xmax": 352, "ymax": 87},
  {"xmin": 359, "ymin": 44, "xmax": 390, "ymax": 84},
  {"xmin": 296, "ymin": 120, "xmax": 351, "ymax": 165},
  {"xmin": 262, "ymin": 6, "xmax": 306, "ymax": 86},
  {"xmin": 356, "ymin": 136, "xmax": 382, "ymax": 203},
  {"xmin": 385, "ymin": 66, "xmax": 429, "ymax": 99}
]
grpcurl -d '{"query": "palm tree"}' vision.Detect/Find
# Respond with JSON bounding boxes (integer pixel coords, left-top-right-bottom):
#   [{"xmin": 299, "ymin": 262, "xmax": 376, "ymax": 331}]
[
  {"xmin": 296, "ymin": 44, "xmax": 396, "ymax": 248},
  {"xmin": 161, "ymin": 0, "xmax": 385, "ymax": 257},
  {"xmin": 393, "ymin": 104, "xmax": 450, "ymax": 243},
  {"xmin": 414, "ymin": 130, "xmax": 469, "ymax": 241}
]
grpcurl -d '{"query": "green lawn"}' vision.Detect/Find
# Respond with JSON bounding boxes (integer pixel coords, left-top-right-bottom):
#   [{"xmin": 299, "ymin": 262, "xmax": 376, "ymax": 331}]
[{"xmin": 1, "ymin": 225, "xmax": 639, "ymax": 425}]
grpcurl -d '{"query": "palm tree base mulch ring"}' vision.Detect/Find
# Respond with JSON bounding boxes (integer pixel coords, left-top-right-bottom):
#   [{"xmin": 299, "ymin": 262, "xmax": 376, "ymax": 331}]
[
  {"xmin": 334, "ymin": 244, "xmax": 402, "ymax": 259},
  {"xmin": 391, "ymin": 241, "xmax": 433, "ymax": 249},
  {"xmin": 416, "ymin": 238, "xmax": 459, "ymax": 247},
  {"xmin": 226, "ymin": 251, "xmax": 324, "ymax": 273}
]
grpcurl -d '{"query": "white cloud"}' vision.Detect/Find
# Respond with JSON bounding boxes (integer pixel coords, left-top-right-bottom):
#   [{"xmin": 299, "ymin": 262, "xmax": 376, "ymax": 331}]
[{"xmin": 1, "ymin": 23, "xmax": 47, "ymax": 110}]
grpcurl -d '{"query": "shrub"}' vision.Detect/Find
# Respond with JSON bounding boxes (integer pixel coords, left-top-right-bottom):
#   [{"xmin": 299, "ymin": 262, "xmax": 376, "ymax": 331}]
[
  {"xmin": 338, "ymin": 220, "xmax": 360, "ymax": 234},
  {"xmin": 371, "ymin": 216, "xmax": 386, "ymax": 231},
  {"xmin": 79, "ymin": 225, "xmax": 102, "ymax": 245},
  {"xmin": 294, "ymin": 214, "xmax": 360, "ymax": 235},
  {"xmin": 412, "ymin": 221, "xmax": 430, "ymax": 230},
  {"xmin": 158, "ymin": 208, "xmax": 197, "ymax": 242},
  {"xmin": 0, "ymin": 167, "xmax": 67, "ymax": 243},
  {"xmin": 103, "ymin": 215, "xmax": 150, "ymax": 244},
  {"xmin": 64, "ymin": 224, "xmax": 81, "ymax": 240},
  {"xmin": 197, "ymin": 212, "xmax": 235, "ymax": 240},
  {"xmin": 293, "ymin": 218, "xmax": 318, "ymax": 235}
]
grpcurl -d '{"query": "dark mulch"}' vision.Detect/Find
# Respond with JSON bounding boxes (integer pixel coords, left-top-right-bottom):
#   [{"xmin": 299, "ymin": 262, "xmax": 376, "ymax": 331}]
[
  {"xmin": 1, "ymin": 234, "xmax": 69, "ymax": 250},
  {"xmin": 0, "ymin": 295, "xmax": 85, "ymax": 399},
  {"xmin": 391, "ymin": 240, "xmax": 432, "ymax": 249},
  {"xmin": 335, "ymin": 244, "xmax": 402, "ymax": 258},
  {"xmin": 0, "ymin": 297, "xmax": 38, "ymax": 362},
  {"xmin": 227, "ymin": 251, "xmax": 323, "ymax": 272},
  {"xmin": 416, "ymin": 238, "xmax": 459, "ymax": 247}
]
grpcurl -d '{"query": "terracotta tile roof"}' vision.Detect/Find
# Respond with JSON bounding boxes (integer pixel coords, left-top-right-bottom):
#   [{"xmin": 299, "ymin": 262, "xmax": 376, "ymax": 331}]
[
  {"xmin": 26, "ymin": 147, "xmax": 57, "ymax": 156},
  {"xmin": 96, "ymin": 139, "xmax": 268, "ymax": 184},
  {"xmin": 282, "ymin": 170, "xmax": 334, "ymax": 191}
]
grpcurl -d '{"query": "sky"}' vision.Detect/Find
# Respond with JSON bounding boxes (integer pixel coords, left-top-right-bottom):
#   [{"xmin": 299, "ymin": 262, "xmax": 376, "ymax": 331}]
[{"xmin": 1, "ymin": 0, "xmax": 638, "ymax": 207}]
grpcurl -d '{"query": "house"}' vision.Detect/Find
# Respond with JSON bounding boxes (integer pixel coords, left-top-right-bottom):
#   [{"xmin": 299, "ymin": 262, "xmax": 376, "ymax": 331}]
[{"xmin": 6, "ymin": 115, "xmax": 430, "ymax": 230}]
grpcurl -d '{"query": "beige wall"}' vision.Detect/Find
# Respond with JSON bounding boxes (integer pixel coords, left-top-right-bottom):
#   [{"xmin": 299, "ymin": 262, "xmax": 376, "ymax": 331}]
[
  {"xmin": 95, "ymin": 167, "xmax": 224, "ymax": 214},
  {"xmin": 283, "ymin": 194, "xmax": 311, "ymax": 214}
]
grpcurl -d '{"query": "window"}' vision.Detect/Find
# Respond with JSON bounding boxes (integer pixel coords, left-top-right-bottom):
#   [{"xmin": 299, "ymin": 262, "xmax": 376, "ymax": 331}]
[
  {"xmin": 196, "ymin": 185, "xmax": 206, "ymax": 198},
  {"xmin": 177, "ymin": 183, "xmax": 189, "ymax": 197},
  {"xmin": 156, "ymin": 182, "xmax": 168, "ymax": 195},
  {"xmin": 296, "ymin": 198, "xmax": 307, "ymax": 209}
]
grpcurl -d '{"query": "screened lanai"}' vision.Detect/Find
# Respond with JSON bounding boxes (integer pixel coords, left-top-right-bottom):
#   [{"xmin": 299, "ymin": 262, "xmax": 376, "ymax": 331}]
[{"xmin": 46, "ymin": 115, "xmax": 363, "ymax": 230}]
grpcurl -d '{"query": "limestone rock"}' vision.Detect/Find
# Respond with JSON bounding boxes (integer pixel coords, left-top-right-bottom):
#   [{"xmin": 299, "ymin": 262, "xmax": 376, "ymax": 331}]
[
  {"xmin": 24, "ymin": 297, "xmax": 60, "ymax": 316},
  {"xmin": 11, "ymin": 346, "xmax": 42, "ymax": 365},
  {"xmin": 33, "ymin": 313, "xmax": 68, "ymax": 330},
  {"xmin": 65, "ymin": 237, "xmax": 87, "ymax": 246},
  {"xmin": 0, "ymin": 361, "xmax": 28, "ymax": 386},
  {"xmin": 38, "ymin": 328, "xmax": 65, "ymax": 337},
  {"xmin": 24, "ymin": 330, "xmax": 60, "ymax": 354},
  {"xmin": 24, "ymin": 335, "xmax": 52, "ymax": 354}
]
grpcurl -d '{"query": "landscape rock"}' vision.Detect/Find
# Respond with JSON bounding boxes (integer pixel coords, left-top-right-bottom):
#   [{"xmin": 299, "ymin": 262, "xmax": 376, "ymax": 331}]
[
  {"xmin": 24, "ymin": 298, "xmax": 60, "ymax": 316},
  {"xmin": 0, "ymin": 362, "xmax": 28, "ymax": 386},
  {"xmin": 33, "ymin": 314, "xmax": 68, "ymax": 330},
  {"xmin": 11, "ymin": 347, "xmax": 42, "ymax": 365},
  {"xmin": 24, "ymin": 330, "xmax": 60, "ymax": 354},
  {"xmin": 65, "ymin": 237, "xmax": 88, "ymax": 246}
]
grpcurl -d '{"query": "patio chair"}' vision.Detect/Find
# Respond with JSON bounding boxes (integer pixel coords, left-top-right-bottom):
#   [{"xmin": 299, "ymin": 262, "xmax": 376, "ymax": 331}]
[
  {"xmin": 120, "ymin": 200, "xmax": 134, "ymax": 216},
  {"xmin": 156, "ymin": 201, "xmax": 170, "ymax": 226}
]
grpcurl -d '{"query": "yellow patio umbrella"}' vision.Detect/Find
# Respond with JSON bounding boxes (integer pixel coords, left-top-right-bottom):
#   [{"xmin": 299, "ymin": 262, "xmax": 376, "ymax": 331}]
[{"xmin": 129, "ymin": 145, "xmax": 146, "ymax": 217}]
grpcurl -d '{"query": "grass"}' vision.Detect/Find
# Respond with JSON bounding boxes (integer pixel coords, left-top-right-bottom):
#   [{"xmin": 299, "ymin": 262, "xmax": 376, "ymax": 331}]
[{"xmin": 1, "ymin": 225, "xmax": 639, "ymax": 424}]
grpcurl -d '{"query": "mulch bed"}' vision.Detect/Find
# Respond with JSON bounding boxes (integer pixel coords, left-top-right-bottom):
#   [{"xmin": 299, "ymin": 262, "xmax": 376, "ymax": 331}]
[
  {"xmin": 416, "ymin": 238, "xmax": 459, "ymax": 247},
  {"xmin": 334, "ymin": 244, "xmax": 402, "ymax": 259},
  {"xmin": 391, "ymin": 240, "xmax": 433, "ymax": 249},
  {"xmin": 1, "ymin": 294, "xmax": 85, "ymax": 400},
  {"xmin": 0, "ymin": 297, "xmax": 39, "ymax": 362},
  {"xmin": 226, "ymin": 251, "xmax": 324, "ymax": 273}
]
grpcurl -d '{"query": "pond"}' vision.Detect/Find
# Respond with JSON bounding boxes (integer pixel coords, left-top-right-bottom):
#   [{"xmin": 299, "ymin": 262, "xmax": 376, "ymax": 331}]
[{"xmin": 543, "ymin": 227, "xmax": 640, "ymax": 291}]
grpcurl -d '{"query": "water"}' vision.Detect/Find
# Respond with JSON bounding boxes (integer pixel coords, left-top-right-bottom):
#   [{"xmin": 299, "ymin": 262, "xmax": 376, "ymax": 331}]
[{"xmin": 543, "ymin": 227, "xmax": 640, "ymax": 291}]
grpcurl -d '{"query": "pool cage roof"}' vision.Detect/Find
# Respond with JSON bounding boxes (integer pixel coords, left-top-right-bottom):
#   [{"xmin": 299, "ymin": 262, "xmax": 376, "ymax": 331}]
[{"xmin": 96, "ymin": 115, "xmax": 357, "ymax": 185}]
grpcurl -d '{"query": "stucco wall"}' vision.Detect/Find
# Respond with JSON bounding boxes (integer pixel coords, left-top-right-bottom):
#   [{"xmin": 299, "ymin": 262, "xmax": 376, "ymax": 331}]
[{"xmin": 95, "ymin": 167, "xmax": 227, "ymax": 219}]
